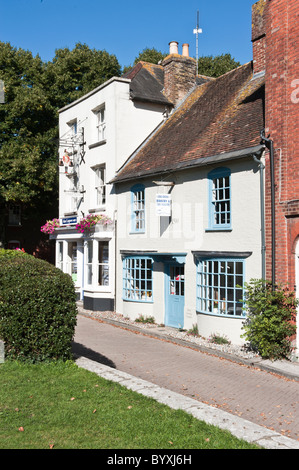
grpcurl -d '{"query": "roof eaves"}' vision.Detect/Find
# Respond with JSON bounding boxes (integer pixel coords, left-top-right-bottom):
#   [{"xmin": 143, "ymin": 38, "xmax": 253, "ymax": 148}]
[
  {"xmin": 59, "ymin": 77, "xmax": 131, "ymax": 113},
  {"xmin": 111, "ymin": 144, "xmax": 265, "ymax": 184}
]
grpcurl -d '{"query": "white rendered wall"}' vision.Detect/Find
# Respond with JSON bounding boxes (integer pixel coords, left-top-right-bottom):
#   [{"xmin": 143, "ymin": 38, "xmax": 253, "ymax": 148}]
[{"xmin": 115, "ymin": 158, "xmax": 263, "ymax": 343}]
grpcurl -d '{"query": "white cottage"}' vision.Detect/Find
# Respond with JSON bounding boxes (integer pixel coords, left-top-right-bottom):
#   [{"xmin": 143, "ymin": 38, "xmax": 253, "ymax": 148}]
[
  {"xmin": 51, "ymin": 64, "xmax": 173, "ymax": 310},
  {"xmin": 112, "ymin": 53, "xmax": 265, "ymax": 344}
]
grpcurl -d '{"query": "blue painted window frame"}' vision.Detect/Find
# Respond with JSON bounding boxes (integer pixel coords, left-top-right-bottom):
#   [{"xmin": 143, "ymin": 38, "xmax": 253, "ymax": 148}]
[
  {"xmin": 208, "ymin": 167, "xmax": 231, "ymax": 230},
  {"xmin": 131, "ymin": 184, "xmax": 145, "ymax": 233},
  {"xmin": 196, "ymin": 257, "xmax": 245, "ymax": 317},
  {"xmin": 123, "ymin": 256, "xmax": 153, "ymax": 302}
]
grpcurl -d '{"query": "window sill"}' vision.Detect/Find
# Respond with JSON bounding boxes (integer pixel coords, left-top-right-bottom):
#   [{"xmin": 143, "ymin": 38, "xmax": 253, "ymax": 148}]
[
  {"xmin": 89, "ymin": 207, "xmax": 106, "ymax": 213},
  {"xmin": 123, "ymin": 298, "xmax": 153, "ymax": 304},
  {"xmin": 89, "ymin": 140, "xmax": 106, "ymax": 149},
  {"xmin": 129, "ymin": 231, "xmax": 146, "ymax": 235},
  {"xmin": 205, "ymin": 228, "xmax": 232, "ymax": 232},
  {"xmin": 84, "ymin": 287, "xmax": 111, "ymax": 293},
  {"xmin": 196, "ymin": 310, "xmax": 246, "ymax": 319}
]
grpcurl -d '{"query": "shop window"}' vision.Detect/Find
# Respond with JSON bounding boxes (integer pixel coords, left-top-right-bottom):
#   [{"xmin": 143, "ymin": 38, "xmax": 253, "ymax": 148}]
[
  {"xmin": 85, "ymin": 240, "xmax": 110, "ymax": 288},
  {"xmin": 98, "ymin": 241, "xmax": 109, "ymax": 286},
  {"xmin": 68, "ymin": 242, "xmax": 77, "ymax": 283},
  {"xmin": 58, "ymin": 241, "xmax": 63, "ymax": 271},
  {"xmin": 196, "ymin": 258, "xmax": 245, "ymax": 317},
  {"xmin": 86, "ymin": 240, "xmax": 93, "ymax": 285},
  {"xmin": 123, "ymin": 257, "xmax": 153, "ymax": 302}
]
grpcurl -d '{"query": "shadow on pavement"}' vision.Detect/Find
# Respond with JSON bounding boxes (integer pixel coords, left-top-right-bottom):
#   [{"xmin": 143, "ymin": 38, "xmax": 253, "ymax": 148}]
[{"xmin": 72, "ymin": 342, "xmax": 116, "ymax": 368}]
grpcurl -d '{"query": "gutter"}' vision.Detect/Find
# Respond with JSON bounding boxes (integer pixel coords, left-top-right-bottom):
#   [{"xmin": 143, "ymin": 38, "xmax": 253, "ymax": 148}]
[
  {"xmin": 260, "ymin": 129, "xmax": 275, "ymax": 287},
  {"xmin": 110, "ymin": 144, "xmax": 264, "ymax": 184},
  {"xmin": 252, "ymin": 151, "xmax": 266, "ymax": 280}
]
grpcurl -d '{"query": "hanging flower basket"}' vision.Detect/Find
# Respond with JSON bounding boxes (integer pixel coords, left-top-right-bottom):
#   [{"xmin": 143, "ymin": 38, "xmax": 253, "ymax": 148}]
[
  {"xmin": 40, "ymin": 218, "xmax": 60, "ymax": 234},
  {"xmin": 75, "ymin": 214, "xmax": 112, "ymax": 233}
]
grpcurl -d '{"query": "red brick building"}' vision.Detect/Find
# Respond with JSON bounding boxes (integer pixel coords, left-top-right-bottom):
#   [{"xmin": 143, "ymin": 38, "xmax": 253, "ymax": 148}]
[{"xmin": 253, "ymin": 0, "xmax": 299, "ymax": 295}]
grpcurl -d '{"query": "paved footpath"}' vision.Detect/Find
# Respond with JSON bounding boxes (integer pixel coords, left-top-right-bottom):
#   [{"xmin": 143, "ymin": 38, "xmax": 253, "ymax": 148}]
[{"xmin": 73, "ymin": 314, "xmax": 299, "ymax": 449}]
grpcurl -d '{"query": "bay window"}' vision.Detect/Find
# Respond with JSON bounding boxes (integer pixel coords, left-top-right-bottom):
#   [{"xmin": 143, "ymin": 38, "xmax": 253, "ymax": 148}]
[
  {"xmin": 196, "ymin": 258, "xmax": 245, "ymax": 317},
  {"xmin": 123, "ymin": 257, "xmax": 153, "ymax": 302}
]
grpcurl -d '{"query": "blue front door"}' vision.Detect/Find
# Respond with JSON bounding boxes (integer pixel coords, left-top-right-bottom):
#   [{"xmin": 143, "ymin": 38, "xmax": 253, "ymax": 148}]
[{"xmin": 165, "ymin": 264, "xmax": 185, "ymax": 328}]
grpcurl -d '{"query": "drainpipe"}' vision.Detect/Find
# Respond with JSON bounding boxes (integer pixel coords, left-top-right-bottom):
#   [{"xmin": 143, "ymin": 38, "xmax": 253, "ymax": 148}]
[
  {"xmin": 260, "ymin": 130, "xmax": 275, "ymax": 287},
  {"xmin": 252, "ymin": 152, "xmax": 266, "ymax": 281}
]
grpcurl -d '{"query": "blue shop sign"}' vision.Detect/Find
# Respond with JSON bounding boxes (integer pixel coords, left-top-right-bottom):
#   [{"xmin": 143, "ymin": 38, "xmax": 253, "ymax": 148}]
[{"xmin": 61, "ymin": 216, "xmax": 77, "ymax": 226}]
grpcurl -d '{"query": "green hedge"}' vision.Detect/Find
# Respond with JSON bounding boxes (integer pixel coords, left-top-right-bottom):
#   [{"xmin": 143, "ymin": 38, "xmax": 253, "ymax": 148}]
[{"xmin": 0, "ymin": 249, "xmax": 77, "ymax": 362}]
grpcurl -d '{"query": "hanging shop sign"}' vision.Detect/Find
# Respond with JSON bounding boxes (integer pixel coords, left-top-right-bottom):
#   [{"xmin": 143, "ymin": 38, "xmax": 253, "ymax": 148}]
[
  {"xmin": 156, "ymin": 194, "xmax": 171, "ymax": 216},
  {"xmin": 62, "ymin": 150, "xmax": 71, "ymax": 165}
]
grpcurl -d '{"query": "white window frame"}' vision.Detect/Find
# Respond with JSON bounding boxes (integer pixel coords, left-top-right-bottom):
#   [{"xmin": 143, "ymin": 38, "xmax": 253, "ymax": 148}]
[
  {"xmin": 208, "ymin": 167, "xmax": 231, "ymax": 230},
  {"xmin": 8, "ymin": 204, "xmax": 21, "ymax": 226},
  {"xmin": 123, "ymin": 257, "xmax": 153, "ymax": 302},
  {"xmin": 97, "ymin": 241, "xmax": 109, "ymax": 287},
  {"xmin": 93, "ymin": 165, "xmax": 106, "ymax": 208},
  {"xmin": 131, "ymin": 185, "xmax": 145, "ymax": 233},
  {"xmin": 67, "ymin": 241, "xmax": 78, "ymax": 284},
  {"xmin": 196, "ymin": 258, "xmax": 245, "ymax": 317},
  {"xmin": 85, "ymin": 239, "xmax": 110, "ymax": 290},
  {"xmin": 67, "ymin": 119, "xmax": 77, "ymax": 143},
  {"xmin": 95, "ymin": 106, "xmax": 106, "ymax": 142}
]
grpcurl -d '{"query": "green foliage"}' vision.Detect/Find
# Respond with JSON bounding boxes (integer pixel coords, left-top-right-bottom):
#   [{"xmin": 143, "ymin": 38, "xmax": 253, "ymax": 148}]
[
  {"xmin": 135, "ymin": 314, "xmax": 155, "ymax": 324},
  {"xmin": 46, "ymin": 42, "xmax": 121, "ymax": 108},
  {"xmin": 242, "ymin": 279, "xmax": 297, "ymax": 360},
  {"xmin": 209, "ymin": 334, "xmax": 231, "ymax": 345},
  {"xmin": 0, "ymin": 249, "xmax": 77, "ymax": 362},
  {"xmin": 133, "ymin": 47, "xmax": 167, "ymax": 65},
  {"xmin": 197, "ymin": 53, "xmax": 241, "ymax": 78},
  {"xmin": 0, "ymin": 41, "xmax": 58, "ymax": 217},
  {"xmin": 0, "ymin": 41, "xmax": 121, "ymax": 214},
  {"xmin": 187, "ymin": 324, "xmax": 199, "ymax": 337},
  {"xmin": 122, "ymin": 47, "xmax": 167, "ymax": 74}
]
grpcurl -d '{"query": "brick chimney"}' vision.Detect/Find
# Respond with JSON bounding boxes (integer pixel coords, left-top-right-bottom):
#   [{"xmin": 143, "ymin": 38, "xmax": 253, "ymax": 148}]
[
  {"xmin": 251, "ymin": 0, "xmax": 266, "ymax": 74},
  {"xmin": 162, "ymin": 42, "xmax": 197, "ymax": 106}
]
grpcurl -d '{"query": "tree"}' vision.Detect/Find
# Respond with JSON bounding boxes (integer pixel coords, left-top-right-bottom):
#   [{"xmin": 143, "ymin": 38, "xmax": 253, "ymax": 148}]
[
  {"xmin": 133, "ymin": 47, "xmax": 167, "ymax": 65},
  {"xmin": 46, "ymin": 42, "xmax": 121, "ymax": 109},
  {"xmin": 124, "ymin": 48, "xmax": 241, "ymax": 78},
  {"xmin": 0, "ymin": 41, "xmax": 121, "ymax": 252},
  {"xmin": 123, "ymin": 47, "xmax": 168, "ymax": 74},
  {"xmin": 197, "ymin": 53, "xmax": 241, "ymax": 78},
  {"xmin": 0, "ymin": 42, "xmax": 58, "ymax": 209}
]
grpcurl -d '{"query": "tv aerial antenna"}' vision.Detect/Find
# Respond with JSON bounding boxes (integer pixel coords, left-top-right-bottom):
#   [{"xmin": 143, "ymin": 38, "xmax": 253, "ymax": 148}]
[{"xmin": 193, "ymin": 10, "xmax": 202, "ymax": 75}]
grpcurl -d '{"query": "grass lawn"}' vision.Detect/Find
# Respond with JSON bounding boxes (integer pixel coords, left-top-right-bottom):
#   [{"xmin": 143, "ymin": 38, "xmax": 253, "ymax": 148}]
[{"xmin": 0, "ymin": 361, "xmax": 260, "ymax": 450}]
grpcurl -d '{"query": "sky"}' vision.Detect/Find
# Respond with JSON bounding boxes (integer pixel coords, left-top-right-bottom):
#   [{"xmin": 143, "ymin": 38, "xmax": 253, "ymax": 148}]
[{"xmin": 0, "ymin": 0, "xmax": 256, "ymax": 69}]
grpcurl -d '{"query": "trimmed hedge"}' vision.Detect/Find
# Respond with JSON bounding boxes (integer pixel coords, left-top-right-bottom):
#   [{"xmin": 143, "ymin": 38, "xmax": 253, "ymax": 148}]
[{"xmin": 0, "ymin": 249, "xmax": 77, "ymax": 362}]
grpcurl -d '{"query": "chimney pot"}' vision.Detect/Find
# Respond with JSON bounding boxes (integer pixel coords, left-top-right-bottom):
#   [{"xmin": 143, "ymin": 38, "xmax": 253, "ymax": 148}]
[
  {"xmin": 169, "ymin": 41, "xmax": 179, "ymax": 55},
  {"xmin": 182, "ymin": 43, "xmax": 189, "ymax": 57}
]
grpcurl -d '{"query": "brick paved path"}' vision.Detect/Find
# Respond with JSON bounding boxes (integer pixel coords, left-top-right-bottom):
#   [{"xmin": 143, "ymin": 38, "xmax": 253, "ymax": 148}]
[{"xmin": 73, "ymin": 315, "xmax": 299, "ymax": 442}]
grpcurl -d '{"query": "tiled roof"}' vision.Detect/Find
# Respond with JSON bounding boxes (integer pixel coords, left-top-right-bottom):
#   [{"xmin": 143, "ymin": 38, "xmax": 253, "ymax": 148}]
[{"xmin": 113, "ymin": 62, "xmax": 265, "ymax": 183}]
